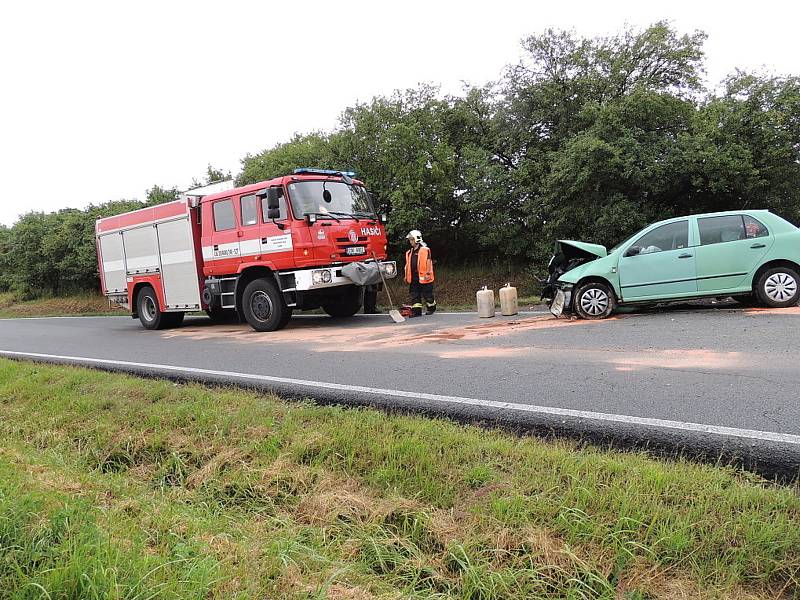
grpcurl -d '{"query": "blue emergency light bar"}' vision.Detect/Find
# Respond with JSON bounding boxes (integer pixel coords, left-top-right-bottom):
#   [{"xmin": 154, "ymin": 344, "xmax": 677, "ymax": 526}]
[{"xmin": 293, "ymin": 168, "xmax": 356, "ymax": 177}]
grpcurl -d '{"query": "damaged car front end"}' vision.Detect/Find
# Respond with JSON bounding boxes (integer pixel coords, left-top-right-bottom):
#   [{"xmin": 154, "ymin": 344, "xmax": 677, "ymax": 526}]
[{"xmin": 541, "ymin": 240, "xmax": 607, "ymax": 316}]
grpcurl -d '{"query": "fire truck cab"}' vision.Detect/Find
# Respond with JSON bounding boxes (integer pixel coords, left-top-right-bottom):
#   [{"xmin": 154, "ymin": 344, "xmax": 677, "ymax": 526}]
[{"xmin": 96, "ymin": 169, "xmax": 397, "ymax": 332}]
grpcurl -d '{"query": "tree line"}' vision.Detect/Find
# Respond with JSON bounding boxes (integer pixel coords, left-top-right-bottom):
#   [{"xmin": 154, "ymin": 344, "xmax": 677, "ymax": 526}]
[{"xmin": 1, "ymin": 22, "xmax": 799, "ymax": 298}]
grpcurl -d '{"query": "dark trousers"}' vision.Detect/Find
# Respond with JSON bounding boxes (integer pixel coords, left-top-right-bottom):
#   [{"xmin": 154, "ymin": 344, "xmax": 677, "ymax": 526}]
[
  {"xmin": 363, "ymin": 286, "xmax": 378, "ymax": 313},
  {"xmin": 410, "ymin": 282, "xmax": 435, "ymax": 307}
]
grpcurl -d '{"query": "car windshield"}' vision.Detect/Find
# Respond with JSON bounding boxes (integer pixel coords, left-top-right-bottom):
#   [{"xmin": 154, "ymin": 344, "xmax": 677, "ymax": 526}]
[
  {"xmin": 287, "ymin": 180, "xmax": 375, "ymax": 219},
  {"xmin": 608, "ymin": 225, "xmax": 649, "ymax": 253}
]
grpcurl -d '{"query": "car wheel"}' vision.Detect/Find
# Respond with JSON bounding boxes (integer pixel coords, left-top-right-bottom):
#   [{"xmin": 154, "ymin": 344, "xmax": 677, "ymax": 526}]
[
  {"xmin": 136, "ymin": 286, "xmax": 176, "ymax": 330},
  {"xmin": 574, "ymin": 281, "xmax": 615, "ymax": 319},
  {"xmin": 241, "ymin": 278, "xmax": 290, "ymax": 332},
  {"xmin": 756, "ymin": 267, "xmax": 800, "ymax": 308}
]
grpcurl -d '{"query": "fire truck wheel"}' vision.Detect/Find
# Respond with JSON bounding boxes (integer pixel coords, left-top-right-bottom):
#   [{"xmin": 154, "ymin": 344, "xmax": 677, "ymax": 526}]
[
  {"xmin": 242, "ymin": 278, "xmax": 289, "ymax": 332},
  {"xmin": 322, "ymin": 286, "xmax": 363, "ymax": 318},
  {"xmin": 136, "ymin": 286, "xmax": 177, "ymax": 330}
]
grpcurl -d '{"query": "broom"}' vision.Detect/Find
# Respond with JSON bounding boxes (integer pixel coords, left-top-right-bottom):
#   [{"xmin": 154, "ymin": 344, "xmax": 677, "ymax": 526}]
[{"xmin": 372, "ymin": 252, "xmax": 405, "ymax": 323}]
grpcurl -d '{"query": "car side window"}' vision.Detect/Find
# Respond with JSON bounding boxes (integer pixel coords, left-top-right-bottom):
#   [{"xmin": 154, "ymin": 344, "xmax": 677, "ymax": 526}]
[
  {"xmin": 743, "ymin": 215, "xmax": 769, "ymax": 238},
  {"xmin": 631, "ymin": 221, "xmax": 688, "ymax": 255},
  {"xmin": 261, "ymin": 188, "xmax": 288, "ymax": 221},
  {"xmin": 698, "ymin": 215, "xmax": 746, "ymax": 245},
  {"xmin": 240, "ymin": 194, "xmax": 259, "ymax": 226},
  {"xmin": 213, "ymin": 199, "xmax": 236, "ymax": 232}
]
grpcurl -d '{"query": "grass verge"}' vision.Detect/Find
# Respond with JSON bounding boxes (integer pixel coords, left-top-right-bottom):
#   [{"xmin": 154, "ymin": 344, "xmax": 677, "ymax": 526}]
[
  {"xmin": 0, "ymin": 292, "xmax": 126, "ymax": 318},
  {"xmin": 0, "ymin": 358, "xmax": 797, "ymax": 598},
  {"xmin": 379, "ymin": 264, "xmax": 543, "ymax": 311}
]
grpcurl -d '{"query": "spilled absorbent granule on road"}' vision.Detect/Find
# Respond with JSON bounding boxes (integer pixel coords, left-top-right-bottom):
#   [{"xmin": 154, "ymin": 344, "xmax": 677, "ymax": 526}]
[
  {"xmin": 436, "ymin": 347, "xmax": 533, "ymax": 359},
  {"xmin": 744, "ymin": 305, "xmax": 800, "ymax": 316},
  {"xmin": 608, "ymin": 348, "xmax": 745, "ymax": 372},
  {"xmin": 160, "ymin": 314, "xmax": 604, "ymax": 351},
  {"xmin": 364, "ymin": 315, "xmax": 613, "ymax": 347}
]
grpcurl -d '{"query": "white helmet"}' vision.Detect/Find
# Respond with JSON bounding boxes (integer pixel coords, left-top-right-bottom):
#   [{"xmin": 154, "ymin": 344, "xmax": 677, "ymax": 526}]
[{"xmin": 406, "ymin": 229, "xmax": 423, "ymax": 244}]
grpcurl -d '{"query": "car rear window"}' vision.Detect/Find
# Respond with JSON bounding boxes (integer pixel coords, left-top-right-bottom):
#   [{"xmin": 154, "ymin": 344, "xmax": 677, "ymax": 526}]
[
  {"xmin": 698, "ymin": 215, "xmax": 747, "ymax": 245},
  {"xmin": 743, "ymin": 215, "xmax": 769, "ymax": 238}
]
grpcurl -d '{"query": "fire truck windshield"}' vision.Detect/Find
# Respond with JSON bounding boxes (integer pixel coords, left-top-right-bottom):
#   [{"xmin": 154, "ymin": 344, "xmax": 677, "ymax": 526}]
[{"xmin": 287, "ymin": 180, "xmax": 375, "ymax": 220}]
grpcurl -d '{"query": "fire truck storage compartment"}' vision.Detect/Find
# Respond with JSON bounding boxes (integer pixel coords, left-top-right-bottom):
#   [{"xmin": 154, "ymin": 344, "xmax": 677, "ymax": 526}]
[
  {"xmin": 98, "ymin": 233, "xmax": 126, "ymax": 293},
  {"xmin": 156, "ymin": 218, "xmax": 201, "ymax": 308},
  {"xmin": 98, "ymin": 214, "xmax": 201, "ymax": 310}
]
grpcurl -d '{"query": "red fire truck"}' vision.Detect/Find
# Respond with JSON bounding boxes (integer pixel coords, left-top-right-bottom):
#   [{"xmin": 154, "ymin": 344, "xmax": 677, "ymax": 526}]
[{"xmin": 95, "ymin": 169, "xmax": 397, "ymax": 331}]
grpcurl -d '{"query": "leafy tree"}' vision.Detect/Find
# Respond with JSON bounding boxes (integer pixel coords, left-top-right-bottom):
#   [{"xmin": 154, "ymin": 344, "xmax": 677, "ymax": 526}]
[
  {"xmin": 4, "ymin": 22, "xmax": 800, "ymax": 299},
  {"xmin": 145, "ymin": 185, "xmax": 179, "ymax": 206},
  {"xmin": 237, "ymin": 133, "xmax": 335, "ymax": 185},
  {"xmin": 205, "ymin": 164, "xmax": 231, "ymax": 184}
]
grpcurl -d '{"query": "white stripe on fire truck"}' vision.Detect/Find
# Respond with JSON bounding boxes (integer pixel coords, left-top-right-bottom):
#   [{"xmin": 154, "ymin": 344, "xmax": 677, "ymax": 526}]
[
  {"xmin": 201, "ymin": 240, "xmax": 293, "ymax": 261},
  {"xmin": 159, "ymin": 250, "xmax": 194, "ymax": 266},
  {"xmin": 125, "ymin": 255, "xmax": 159, "ymax": 270},
  {"xmin": 102, "ymin": 260, "xmax": 125, "ymax": 272}
]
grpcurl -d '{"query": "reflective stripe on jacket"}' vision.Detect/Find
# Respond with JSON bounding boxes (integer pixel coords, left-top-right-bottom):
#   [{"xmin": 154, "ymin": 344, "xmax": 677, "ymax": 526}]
[{"xmin": 404, "ymin": 245, "xmax": 435, "ymax": 284}]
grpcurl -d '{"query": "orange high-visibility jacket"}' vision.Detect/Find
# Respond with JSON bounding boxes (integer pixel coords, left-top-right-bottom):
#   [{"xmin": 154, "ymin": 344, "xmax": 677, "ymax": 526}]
[{"xmin": 404, "ymin": 245, "xmax": 435, "ymax": 284}]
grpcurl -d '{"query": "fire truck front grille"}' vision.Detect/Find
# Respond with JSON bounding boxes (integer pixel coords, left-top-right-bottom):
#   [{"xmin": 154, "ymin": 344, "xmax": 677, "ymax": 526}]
[{"xmin": 335, "ymin": 236, "xmax": 368, "ymax": 244}]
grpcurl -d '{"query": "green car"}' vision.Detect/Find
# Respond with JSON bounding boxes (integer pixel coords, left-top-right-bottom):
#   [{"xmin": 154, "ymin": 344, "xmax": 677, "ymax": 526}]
[{"xmin": 541, "ymin": 210, "xmax": 800, "ymax": 319}]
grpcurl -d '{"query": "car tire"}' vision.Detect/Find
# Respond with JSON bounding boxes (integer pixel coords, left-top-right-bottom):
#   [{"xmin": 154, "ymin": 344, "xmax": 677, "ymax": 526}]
[
  {"xmin": 136, "ymin": 286, "xmax": 176, "ymax": 330},
  {"xmin": 241, "ymin": 278, "xmax": 290, "ymax": 332},
  {"xmin": 756, "ymin": 267, "xmax": 800, "ymax": 308},
  {"xmin": 322, "ymin": 286, "xmax": 363, "ymax": 318},
  {"xmin": 573, "ymin": 281, "xmax": 615, "ymax": 320}
]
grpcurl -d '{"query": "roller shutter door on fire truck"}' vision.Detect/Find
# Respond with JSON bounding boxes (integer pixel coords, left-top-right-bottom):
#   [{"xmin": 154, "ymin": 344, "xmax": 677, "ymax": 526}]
[
  {"xmin": 98, "ymin": 233, "xmax": 126, "ymax": 293},
  {"xmin": 155, "ymin": 217, "xmax": 201, "ymax": 309}
]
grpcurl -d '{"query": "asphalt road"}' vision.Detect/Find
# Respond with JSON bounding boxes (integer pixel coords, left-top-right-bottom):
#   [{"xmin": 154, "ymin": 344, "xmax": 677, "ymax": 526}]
[{"xmin": 2, "ymin": 305, "xmax": 799, "ymax": 478}]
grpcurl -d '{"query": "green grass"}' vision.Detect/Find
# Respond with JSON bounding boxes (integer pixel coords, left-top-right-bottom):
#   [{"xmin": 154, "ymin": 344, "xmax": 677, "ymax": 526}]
[
  {"xmin": 0, "ymin": 358, "xmax": 798, "ymax": 598},
  {"xmin": 0, "ymin": 292, "xmax": 126, "ymax": 319}
]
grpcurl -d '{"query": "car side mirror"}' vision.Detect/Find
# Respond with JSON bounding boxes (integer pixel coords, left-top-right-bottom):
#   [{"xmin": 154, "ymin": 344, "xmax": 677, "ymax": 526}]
[
  {"xmin": 380, "ymin": 214, "xmax": 388, "ymax": 224},
  {"xmin": 267, "ymin": 208, "xmax": 281, "ymax": 220},
  {"xmin": 266, "ymin": 188, "xmax": 280, "ymax": 210},
  {"xmin": 625, "ymin": 246, "xmax": 641, "ymax": 257}
]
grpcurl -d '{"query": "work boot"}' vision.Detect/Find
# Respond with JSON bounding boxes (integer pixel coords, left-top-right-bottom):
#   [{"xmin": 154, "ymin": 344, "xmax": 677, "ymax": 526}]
[
  {"xmin": 426, "ymin": 302, "xmax": 437, "ymax": 315},
  {"xmin": 411, "ymin": 304, "xmax": 423, "ymax": 318}
]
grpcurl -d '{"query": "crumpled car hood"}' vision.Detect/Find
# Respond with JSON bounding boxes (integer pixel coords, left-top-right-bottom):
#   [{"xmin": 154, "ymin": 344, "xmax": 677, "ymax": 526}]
[
  {"xmin": 556, "ymin": 240, "xmax": 607, "ymax": 259},
  {"xmin": 541, "ymin": 240, "xmax": 608, "ymax": 302}
]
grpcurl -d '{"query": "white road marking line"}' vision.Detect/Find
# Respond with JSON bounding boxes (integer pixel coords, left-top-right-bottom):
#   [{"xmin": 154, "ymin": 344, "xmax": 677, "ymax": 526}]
[{"xmin": 1, "ymin": 349, "xmax": 799, "ymax": 446}]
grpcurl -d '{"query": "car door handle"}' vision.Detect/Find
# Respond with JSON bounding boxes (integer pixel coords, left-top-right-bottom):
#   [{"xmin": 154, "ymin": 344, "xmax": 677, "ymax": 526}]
[
  {"xmin": 678, "ymin": 253, "xmax": 692, "ymax": 258},
  {"xmin": 750, "ymin": 243, "xmax": 766, "ymax": 249}
]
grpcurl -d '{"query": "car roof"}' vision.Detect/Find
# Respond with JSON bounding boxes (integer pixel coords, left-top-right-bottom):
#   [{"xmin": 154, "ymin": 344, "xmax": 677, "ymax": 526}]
[{"xmin": 650, "ymin": 209, "xmax": 772, "ymax": 227}]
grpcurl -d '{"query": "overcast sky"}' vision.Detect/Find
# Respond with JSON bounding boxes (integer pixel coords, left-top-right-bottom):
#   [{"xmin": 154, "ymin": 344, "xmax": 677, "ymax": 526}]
[{"xmin": 0, "ymin": 0, "xmax": 797, "ymax": 226}]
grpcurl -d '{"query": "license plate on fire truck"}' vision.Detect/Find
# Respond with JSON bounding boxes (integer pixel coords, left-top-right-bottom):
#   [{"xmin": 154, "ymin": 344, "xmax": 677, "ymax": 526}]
[{"xmin": 345, "ymin": 246, "xmax": 366, "ymax": 256}]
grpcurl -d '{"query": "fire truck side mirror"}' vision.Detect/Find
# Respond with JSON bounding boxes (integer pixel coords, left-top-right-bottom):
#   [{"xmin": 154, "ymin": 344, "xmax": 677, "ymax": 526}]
[
  {"xmin": 380, "ymin": 214, "xmax": 388, "ymax": 224},
  {"xmin": 266, "ymin": 208, "xmax": 281, "ymax": 220},
  {"xmin": 266, "ymin": 188, "xmax": 280, "ymax": 210}
]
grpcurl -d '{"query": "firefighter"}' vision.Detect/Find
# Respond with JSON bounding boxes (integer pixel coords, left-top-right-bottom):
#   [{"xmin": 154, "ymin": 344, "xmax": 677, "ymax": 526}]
[{"xmin": 404, "ymin": 229, "xmax": 436, "ymax": 317}]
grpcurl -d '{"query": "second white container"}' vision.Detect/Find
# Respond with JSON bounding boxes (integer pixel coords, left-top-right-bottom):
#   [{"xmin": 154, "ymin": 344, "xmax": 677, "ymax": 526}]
[{"xmin": 499, "ymin": 283, "xmax": 518, "ymax": 316}]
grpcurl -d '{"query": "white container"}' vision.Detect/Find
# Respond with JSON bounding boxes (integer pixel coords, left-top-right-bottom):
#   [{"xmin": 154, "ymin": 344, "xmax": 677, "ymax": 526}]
[
  {"xmin": 477, "ymin": 286, "xmax": 495, "ymax": 318},
  {"xmin": 499, "ymin": 283, "xmax": 518, "ymax": 316}
]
